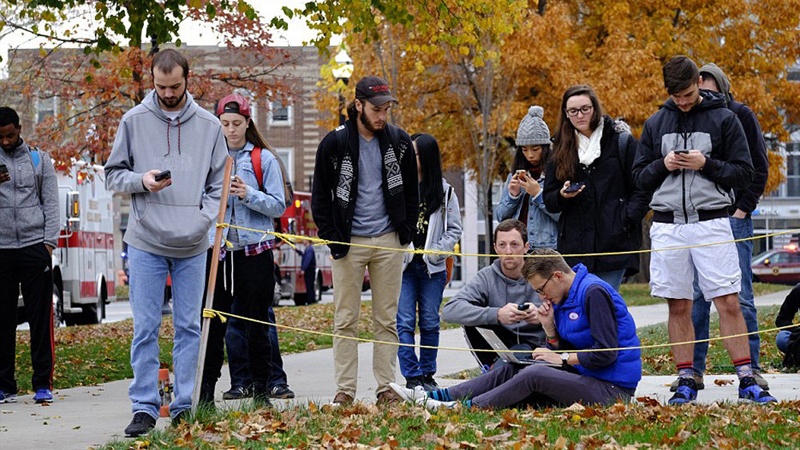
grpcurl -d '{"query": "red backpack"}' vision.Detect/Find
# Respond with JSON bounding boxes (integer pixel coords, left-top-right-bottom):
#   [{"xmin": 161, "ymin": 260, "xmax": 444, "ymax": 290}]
[{"xmin": 251, "ymin": 147, "xmax": 293, "ymax": 207}]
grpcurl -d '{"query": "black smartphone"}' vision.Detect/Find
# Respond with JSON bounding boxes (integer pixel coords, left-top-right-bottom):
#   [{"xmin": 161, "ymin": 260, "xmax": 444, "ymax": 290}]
[
  {"xmin": 518, "ymin": 303, "xmax": 530, "ymax": 311},
  {"xmin": 154, "ymin": 170, "xmax": 171, "ymax": 181},
  {"xmin": 564, "ymin": 181, "xmax": 584, "ymax": 193},
  {"xmin": 673, "ymin": 150, "xmax": 689, "ymax": 155},
  {"xmin": 0, "ymin": 164, "xmax": 7, "ymax": 174}
]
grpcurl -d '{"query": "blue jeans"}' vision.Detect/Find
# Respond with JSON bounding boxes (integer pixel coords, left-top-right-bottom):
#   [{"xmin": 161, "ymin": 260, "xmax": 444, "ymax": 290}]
[
  {"xmin": 127, "ymin": 245, "xmax": 206, "ymax": 419},
  {"xmin": 396, "ymin": 260, "xmax": 447, "ymax": 379},
  {"xmin": 226, "ymin": 306, "xmax": 288, "ymax": 388},
  {"xmin": 594, "ymin": 269, "xmax": 626, "ymax": 292},
  {"xmin": 691, "ymin": 216, "xmax": 761, "ymax": 374},
  {"xmin": 776, "ymin": 331, "xmax": 791, "ymax": 354}
]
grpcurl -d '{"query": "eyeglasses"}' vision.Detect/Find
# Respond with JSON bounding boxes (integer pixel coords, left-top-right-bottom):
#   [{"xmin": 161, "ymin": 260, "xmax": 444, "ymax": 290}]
[
  {"xmin": 565, "ymin": 105, "xmax": 593, "ymax": 117},
  {"xmin": 534, "ymin": 272, "xmax": 556, "ymax": 295}
]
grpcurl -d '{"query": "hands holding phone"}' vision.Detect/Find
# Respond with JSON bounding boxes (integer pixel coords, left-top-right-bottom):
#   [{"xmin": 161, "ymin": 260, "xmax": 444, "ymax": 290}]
[
  {"xmin": 143, "ymin": 169, "xmax": 172, "ymax": 192},
  {"xmin": 230, "ymin": 175, "xmax": 247, "ymax": 199},
  {"xmin": 666, "ymin": 149, "xmax": 706, "ymax": 171},
  {"xmin": 510, "ymin": 169, "xmax": 541, "ymax": 197},
  {"xmin": 560, "ymin": 180, "xmax": 585, "ymax": 198},
  {"xmin": 0, "ymin": 164, "xmax": 9, "ymax": 184}
]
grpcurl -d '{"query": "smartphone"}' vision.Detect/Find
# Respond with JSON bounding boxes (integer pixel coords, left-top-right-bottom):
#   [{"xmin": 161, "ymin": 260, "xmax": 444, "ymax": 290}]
[
  {"xmin": 517, "ymin": 303, "xmax": 531, "ymax": 311},
  {"xmin": 0, "ymin": 164, "xmax": 7, "ymax": 174},
  {"xmin": 564, "ymin": 181, "xmax": 584, "ymax": 193},
  {"xmin": 154, "ymin": 170, "xmax": 171, "ymax": 181},
  {"xmin": 673, "ymin": 150, "xmax": 689, "ymax": 155},
  {"xmin": 515, "ymin": 169, "xmax": 527, "ymax": 178}
]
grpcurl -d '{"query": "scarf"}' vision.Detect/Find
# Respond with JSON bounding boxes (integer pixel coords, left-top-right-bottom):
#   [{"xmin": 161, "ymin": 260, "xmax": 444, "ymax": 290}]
[{"xmin": 577, "ymin": 125, "xmax": 604, "ymax": 167}]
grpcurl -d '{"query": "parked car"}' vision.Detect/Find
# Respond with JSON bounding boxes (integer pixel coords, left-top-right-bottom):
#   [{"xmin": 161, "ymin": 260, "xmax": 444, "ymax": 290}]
[{"xmin": 751, "ymin": 245, "xmax": 800, "ymax": 285}]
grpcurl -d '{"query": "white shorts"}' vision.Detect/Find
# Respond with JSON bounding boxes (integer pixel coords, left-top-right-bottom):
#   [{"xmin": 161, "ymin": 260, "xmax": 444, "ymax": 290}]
[{"xmin": 650, "ymin": 217, "xmax": 740, "ymax": 300}]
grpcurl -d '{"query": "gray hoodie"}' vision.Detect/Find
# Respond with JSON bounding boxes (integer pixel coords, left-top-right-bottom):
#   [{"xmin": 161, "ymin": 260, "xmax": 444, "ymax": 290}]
[
  {"xmin": 105, "ymin": 90, "xmax": 228, "ymax": 258},
  {"xmin": 441, "ymin": 259, "xmax": 545, "ymax": 347},
  {"xmin": 0, "ymin": 141, "xmax": 60, "ymax": 249}
]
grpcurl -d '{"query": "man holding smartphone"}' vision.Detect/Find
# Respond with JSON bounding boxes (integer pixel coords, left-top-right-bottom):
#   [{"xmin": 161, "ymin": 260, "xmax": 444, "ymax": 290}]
[
  {"xmin": 633, "ymin": 56, "xmax": 775, "ymax": 405},
  {"xmin": 105, "ymin": 49, "xmax": 228, "ymax": 436},
  {"xmin": 0, "ymin": 106, "xmax": 60, "ymax": 405}
]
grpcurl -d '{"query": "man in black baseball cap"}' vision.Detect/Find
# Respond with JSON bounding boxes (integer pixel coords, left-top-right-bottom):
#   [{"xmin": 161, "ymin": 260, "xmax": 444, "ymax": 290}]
[
  {"xmin": 311, "ymin": 75, "xmax": 418, "ymax": 406},
  {"xmin": 355, "ymin": 76, "xmax": 398, "ymax": 106}
]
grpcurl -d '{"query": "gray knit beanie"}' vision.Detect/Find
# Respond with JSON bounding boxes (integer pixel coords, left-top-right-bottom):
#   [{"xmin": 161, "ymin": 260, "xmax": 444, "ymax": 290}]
[
  {"xmin": 699, "ymin": 63, "xmax": 733, "ymax": 104},
  {"xmin": 516, "ymin": 106, "xmax": 551, "ymax": 147}
]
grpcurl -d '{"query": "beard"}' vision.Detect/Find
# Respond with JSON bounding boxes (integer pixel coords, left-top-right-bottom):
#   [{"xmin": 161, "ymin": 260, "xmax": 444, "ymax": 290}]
[
  {"xmin": 360, "ymin": 110, "xmax": 384, "ymax": 133},
  {"xmin": 157, "ymin": 89, "xmax": 186, "ymax": 110}
]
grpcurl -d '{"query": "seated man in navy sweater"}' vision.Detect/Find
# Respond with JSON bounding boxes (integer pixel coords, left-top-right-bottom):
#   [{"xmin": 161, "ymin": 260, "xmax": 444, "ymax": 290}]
[{"xmin": 390, "ymin": 248, "xmax": 642, "ymax": 409}]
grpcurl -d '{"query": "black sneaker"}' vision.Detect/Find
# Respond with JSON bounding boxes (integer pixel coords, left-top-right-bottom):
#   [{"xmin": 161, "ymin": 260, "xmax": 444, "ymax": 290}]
[
  {"xmin": 405, "ymin": 376, "xmax": 426, "ymax": 389},
  {"xmin": 222, "ymin": 385, "xmax": 251, "ymax": 400},
  {"xmin": 423, "ymin": 374, "xmax": 439, "ymax": 390},
  {"xmin": 124, "ymin": 412, "xmax": 157, "ymax": 437},
  {"xmin": 269, "ymin": 384, "xmax": 295, "ymax": 399}
]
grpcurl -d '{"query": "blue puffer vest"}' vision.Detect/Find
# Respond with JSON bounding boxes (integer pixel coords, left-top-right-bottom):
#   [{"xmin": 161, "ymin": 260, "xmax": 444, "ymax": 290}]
[{"xmin": 554, "ymin": 264, "xmax": 641, "ymax": 389}]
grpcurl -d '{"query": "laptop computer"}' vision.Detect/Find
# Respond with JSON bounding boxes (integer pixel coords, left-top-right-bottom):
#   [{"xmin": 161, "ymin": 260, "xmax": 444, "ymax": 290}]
[{"xmin": 476, "ymin": 327, "xmax": 561, "ymax": 367}]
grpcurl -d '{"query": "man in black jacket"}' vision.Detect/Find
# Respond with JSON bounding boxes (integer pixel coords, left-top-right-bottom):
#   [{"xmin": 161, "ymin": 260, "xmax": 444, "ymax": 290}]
[
  {"xmin": 311, "ymin": 76, "xmax": 418, "ymax": 406},
  {"xmin": 633, "ymin": 56, "xmax": 775, "ymax": 405},
  {"xmin": 673, "ymin": 63, "xmax": 771, "ymax": 392}
]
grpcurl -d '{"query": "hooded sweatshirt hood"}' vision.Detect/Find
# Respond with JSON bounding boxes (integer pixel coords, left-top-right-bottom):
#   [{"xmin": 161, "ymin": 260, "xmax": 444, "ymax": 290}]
[{"xmin": 699, "ymin": 63, "xmax": 733, "ymax": 104}]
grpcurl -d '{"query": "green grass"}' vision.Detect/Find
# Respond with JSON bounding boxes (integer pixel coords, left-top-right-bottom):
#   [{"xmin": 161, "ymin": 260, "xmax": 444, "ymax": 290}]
[
  {"xmin": 618, "ymin": 282, "xmax": 789, "ymax": 307},
  {"xmin": 97, "ymin": 397, "xmax": 800, "ymax": 449}
]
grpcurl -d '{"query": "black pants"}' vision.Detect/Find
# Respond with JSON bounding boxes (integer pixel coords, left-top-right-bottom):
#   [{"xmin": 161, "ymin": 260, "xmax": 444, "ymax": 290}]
[
  {"xmin": 201, "ymin": 249, "xmax": 233, "ymax": 390},
  {"xmin": 201, "ymin": 248, "xmax": 273, "ymax": 393},
  {"xmin": 0, "ymin": 244, "xmax": 55, "ymax": 393}
]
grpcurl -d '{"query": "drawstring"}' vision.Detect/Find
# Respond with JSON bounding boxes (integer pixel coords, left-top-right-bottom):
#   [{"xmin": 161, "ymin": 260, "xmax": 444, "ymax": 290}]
[{"xmin": 165, "ymin": 118, "xmax": 182, "ymax": 156}]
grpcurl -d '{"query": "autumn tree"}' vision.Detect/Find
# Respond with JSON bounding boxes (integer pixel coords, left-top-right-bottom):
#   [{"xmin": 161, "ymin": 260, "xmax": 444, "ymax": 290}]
[
  {"xmin": 296, "ymin": 0, "xmax": 800, "ymax": 241},
  {"xmin": 1, "ymin": 0, "xmax": 296, "ymax": 166}
]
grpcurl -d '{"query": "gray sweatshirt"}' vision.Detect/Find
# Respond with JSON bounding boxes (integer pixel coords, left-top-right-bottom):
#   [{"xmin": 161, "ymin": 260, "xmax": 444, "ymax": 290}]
[
  {"xmin": 442, "ymin": 259, "xmax": 545, "ymax": 348},
  {"xmin": 105, "ymin": 90, "xmax": 228, "ymax": 258},
  {"xmin": 0, "ymin": 141, "xmax": 60, "ymax": 249}
]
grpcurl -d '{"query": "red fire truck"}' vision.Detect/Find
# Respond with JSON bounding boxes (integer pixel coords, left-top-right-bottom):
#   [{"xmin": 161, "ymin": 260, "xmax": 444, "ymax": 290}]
[
  {"xmin": 273, "ymin": 191, "xmax": 333, "ymax": 305},
  {"xmin": 17, "ymin": 160, "xmax": 116, "ymax": 326}
]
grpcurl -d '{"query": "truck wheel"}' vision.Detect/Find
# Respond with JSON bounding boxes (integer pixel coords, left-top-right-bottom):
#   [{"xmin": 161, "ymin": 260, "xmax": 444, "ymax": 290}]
[
  {"xmin": 314, "ymin": 274, "xmax": 323, "ymax": 304},
  {"xmin": 53, "ymin": 283, "xmax": 63, "ymax": 328},
  {"xmin": 76, "ymin": 297, "xmax": 103, "ymax": 325}
]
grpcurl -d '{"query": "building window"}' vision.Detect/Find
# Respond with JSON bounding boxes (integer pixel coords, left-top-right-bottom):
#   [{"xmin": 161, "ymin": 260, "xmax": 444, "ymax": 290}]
[
  {"xmin": 786, "ymin": 143, "xmax": 800, "ymax": 198},
  {"xmin": 36, "ymin": 96, "xmax": 57, "ymax": 123},
  {"xmin": 274, "ymin": 147, "xmax": 293, "ymax": 185},
  {"xmin": 269, "ymin": 101, "xmax": 293, "ymax": 127}
]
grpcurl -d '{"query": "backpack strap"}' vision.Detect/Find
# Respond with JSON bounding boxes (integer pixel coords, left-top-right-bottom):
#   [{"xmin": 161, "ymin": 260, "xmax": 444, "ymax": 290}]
[
  {"xmin": 251, "ymin": 147, "xmax": 264, "ymax": 190},
  {"xmin": 30, "ymin": 147, "xmax": 43, "ymax": 203}
]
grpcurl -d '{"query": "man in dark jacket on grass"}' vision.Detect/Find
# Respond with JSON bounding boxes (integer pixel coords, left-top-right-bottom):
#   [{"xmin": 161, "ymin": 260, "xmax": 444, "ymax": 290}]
[{"xmin": 311, "ymin": 76, "xmax": 418, "ymax": 406}]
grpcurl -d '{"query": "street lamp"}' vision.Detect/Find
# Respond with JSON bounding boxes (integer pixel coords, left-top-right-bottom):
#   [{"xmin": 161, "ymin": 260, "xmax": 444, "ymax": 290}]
[{"xmin": 332, "ymin": 49, "xmax": 354, "ymax": 125}]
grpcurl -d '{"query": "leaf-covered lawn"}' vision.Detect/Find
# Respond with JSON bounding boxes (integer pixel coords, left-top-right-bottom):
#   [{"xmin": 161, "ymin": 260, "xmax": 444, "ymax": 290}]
[{"xmin": 101, "ymin": 398, "xmax": 800, "ymax": 449}]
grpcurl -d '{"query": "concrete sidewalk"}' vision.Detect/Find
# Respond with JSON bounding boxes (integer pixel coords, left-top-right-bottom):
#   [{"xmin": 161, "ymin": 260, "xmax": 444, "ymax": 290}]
[{"xmin": 1, "ymin": 289, "xmax": 798, "ymax": 450}]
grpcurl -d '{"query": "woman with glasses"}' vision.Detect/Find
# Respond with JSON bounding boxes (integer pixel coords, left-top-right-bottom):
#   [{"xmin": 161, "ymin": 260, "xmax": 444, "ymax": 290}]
[{"xmin": 542, "ymin": 85, "xmax": 650, "ymax": 290}]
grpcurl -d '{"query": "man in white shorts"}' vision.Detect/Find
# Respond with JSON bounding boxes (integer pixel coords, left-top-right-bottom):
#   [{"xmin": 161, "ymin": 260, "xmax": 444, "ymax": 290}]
[{"xmin": 632, "ymin": 55, "xmax": 776, "ymax": 405}]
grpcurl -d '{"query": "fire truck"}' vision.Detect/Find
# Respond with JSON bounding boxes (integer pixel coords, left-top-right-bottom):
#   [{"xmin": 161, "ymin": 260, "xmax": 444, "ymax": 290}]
[
  {"xmin": 273, "ymin": 191, "xmax": 333, "ymax": 305},
  {"xmin": 17, "ymin": 160, "xmax": 116, "ymax": 326}
]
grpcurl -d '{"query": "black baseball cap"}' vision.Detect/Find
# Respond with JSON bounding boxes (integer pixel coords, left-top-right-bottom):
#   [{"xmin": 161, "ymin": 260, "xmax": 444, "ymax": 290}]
[{"xmin": 355, "ymin": 76, "xmax": 398, "ymax": 106}]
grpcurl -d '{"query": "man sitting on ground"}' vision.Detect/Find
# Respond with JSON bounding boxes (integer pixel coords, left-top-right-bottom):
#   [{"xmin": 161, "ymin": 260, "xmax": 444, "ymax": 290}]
[
  {"xmin": 391, "ymin": 248, "xmax": 641, "ymax": 410},
  {"xmin": 441, "ymin": 219, "xmax": 544, "ymax": 368}
]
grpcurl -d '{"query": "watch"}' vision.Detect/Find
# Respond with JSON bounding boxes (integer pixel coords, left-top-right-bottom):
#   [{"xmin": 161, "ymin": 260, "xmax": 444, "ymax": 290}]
[{"xmin": 561, "ymin": 352, "xmax": 570, "ymax": 368}]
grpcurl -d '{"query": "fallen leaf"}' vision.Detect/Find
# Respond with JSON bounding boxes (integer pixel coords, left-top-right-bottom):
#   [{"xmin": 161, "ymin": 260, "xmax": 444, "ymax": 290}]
[{"xmin": 714, "ymin": 378, "xmax": 735, "ymax": 386}]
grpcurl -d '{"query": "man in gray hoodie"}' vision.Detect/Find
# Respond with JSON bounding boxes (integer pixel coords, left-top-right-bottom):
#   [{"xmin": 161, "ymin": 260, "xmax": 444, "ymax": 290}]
[
  {"xmin": 0, "ymin": 106, "xmax": 60, "ymax": 405},
  {"xmin": 442, "ymin": 219, "xmax": 545, "ymax": 368},
  {"xmin": 105, "ymin": 49, "xmax": 228, "ymax": 437}
]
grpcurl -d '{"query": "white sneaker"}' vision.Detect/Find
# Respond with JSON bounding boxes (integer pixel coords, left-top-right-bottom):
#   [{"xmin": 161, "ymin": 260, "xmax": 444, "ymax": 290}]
[
  {"xmin": 421, "ymin": 397, "xmax": 458, "ymax": 411},
  {"xmin": 389, "ymin": 382, "xmax": 424, "ymax": 404},
  {"xmin": 388, "ymin": 382, "xmax": 457, "ymax": 410}
]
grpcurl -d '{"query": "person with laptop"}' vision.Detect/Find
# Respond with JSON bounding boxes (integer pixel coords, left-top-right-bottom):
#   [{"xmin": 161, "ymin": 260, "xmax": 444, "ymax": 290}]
[
  {"xmin": 391, "ymin": 248, "xmax": 641, "ymax": 410},
  {"xmin": 441, "ymin": 219, "xmax": 545, "ymax": 368}
]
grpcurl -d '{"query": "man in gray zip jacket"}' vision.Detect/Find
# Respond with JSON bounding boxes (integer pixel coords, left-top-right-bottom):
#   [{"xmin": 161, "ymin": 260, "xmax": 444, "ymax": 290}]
[
  {"xmin": 0, "ymin": 106, "xmax": 60, "ymax": 405},
  {"xmin": 442, "ymin": 219, "xmax": 544, "ymax": 368},
  {"xmin": 105, "ymin": 49, "xmax": 228, "ymax": 436}
]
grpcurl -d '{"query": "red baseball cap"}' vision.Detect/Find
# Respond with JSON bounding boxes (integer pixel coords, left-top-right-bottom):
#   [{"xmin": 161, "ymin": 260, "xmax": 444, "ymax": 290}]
[{"xmin": 216, "ymin": 93, "xmax": 251, "ymax": 118}]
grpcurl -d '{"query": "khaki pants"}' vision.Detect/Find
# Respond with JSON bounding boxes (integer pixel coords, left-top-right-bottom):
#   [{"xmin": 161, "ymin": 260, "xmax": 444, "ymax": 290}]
[{"xmin": 331, "ymin": 232, "xmax": 404, "ymax": 397}]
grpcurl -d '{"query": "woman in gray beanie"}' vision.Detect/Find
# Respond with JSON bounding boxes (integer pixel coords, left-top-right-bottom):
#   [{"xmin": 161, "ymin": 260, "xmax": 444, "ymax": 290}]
[{"xmin": 495, "ymin": 106, "xmax": 559, "ymax": 249}]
